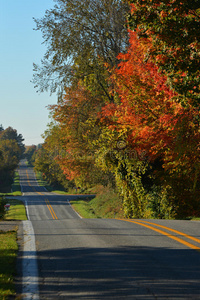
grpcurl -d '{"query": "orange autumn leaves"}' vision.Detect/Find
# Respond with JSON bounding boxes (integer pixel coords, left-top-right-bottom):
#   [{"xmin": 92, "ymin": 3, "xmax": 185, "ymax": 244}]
[
  {"xmin": 48, "ymin": 29, "xmax": 199, "ymax": 195},
  {"xmin": 48, "ymin": 85, "xmax": 103, "ymax": 183},
  {"xmin": 100, "ymin": 31, "xmax": 199, "ymax": 176}
]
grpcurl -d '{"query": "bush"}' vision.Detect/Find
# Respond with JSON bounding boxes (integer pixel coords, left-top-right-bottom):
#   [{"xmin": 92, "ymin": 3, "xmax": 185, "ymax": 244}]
[
  {"xmin": 0, "ymin": 197, "xmax": 7, "ymax": 220},
  {"xmin": 146, "ymin": 185, "xmax": 177, "ymax": 219}
]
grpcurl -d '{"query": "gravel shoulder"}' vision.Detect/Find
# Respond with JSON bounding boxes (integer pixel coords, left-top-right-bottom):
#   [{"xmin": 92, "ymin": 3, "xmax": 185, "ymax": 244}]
[{"xmin": 0, "ymin": 220, "xmax": 22, "ymax": 232}]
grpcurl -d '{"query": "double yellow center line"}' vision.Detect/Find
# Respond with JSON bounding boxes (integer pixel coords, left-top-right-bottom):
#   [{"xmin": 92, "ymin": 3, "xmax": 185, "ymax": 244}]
[
  {"xmin": 26, "ymin": 170, "xmax": 32, "ymax": 187},
  {"xmin": 45, "ymin": 199, "xmax": 58, "ymax": 220},
  {"xmin": 26, "ymin": 170, "xmax": 58, "ymax": 220},
  {"xmin": 119, "ymin": 219, "xmax": 200, "ymax": 252}
]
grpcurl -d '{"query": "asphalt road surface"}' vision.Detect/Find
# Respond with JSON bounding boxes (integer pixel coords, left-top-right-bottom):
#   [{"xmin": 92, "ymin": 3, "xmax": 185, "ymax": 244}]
[{"xmin": 16, "ymin": 160, "xmax": 200, "ymax": 299}]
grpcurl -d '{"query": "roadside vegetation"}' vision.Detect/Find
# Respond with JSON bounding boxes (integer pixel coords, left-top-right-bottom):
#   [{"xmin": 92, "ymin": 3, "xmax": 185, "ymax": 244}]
[
  {"xmin": 0, "ymin": 125, "xmax": 25, "ymax": 298},
  {"xmin": 70, "ymin": 185, "xmax": 124, "ymax": 219},
  {"xmin": 27, "ymin": 166, "xmax": 123, "ymax": 218},
  {"xmin": 34, "ymin": 170, "xmax": 73, "ymax": 194},
  {"xmin": 11, "ymin": 171, "xmax": 21, "ymax": 195},
  {"xmin": 0, "ymin": 171, "xmax": 22, "ymax": 197},
  {"xmin": 0, "ymin": 231, "xmax": 18, "ymax": 299},
  {"xmin": 3, "ymin": 199, "xmax": 27, "ymax": 221},
  {"xmin": 30, "ymin": 0, "xmax": 200, "ymax": 220},
  {"xmin": 0, "ymin": 197, "xmax": 27, "ymax": 299},
  {"xmin": 0, "ymin": 125, "xmax": 24, "ymax": 197}
]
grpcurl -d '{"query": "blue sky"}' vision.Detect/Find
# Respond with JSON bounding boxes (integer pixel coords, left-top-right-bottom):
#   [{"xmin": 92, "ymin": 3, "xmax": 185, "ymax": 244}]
[{"xmin": 0, "ymin": 0, "xmax": 57, "ymax": 145}]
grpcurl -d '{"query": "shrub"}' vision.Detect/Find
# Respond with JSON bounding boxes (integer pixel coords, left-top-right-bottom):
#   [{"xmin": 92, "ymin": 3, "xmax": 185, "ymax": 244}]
[{"xmin": 0, "ymin": 197, "xmax": 7, "ymax": 220}]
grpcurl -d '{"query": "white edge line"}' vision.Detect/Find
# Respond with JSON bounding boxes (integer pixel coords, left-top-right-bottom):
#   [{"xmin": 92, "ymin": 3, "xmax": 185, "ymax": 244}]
[
  {"xmin": 22, "ymin": 220, "xmax": 39, "ymax": 300},
  {"xmin": 18, "ymin": 162, "xmax": 40, "ymax": 299},
  {"xmin": 67, "ymin": 199, "xmax": 82, "ymax": 219}
]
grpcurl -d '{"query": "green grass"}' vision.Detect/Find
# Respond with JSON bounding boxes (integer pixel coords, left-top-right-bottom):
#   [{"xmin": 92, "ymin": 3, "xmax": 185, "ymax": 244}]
[
  {"xmin": 186, "ymin": 217, "xmax": 200, "ymax": 221},
  {"xmin": 70, "ymin": 186, "xmax": 124, "ymax": 219},
  {"xmin": 0, "ymin": 192, "xmax": 22, "ymax": 197},
  {"xmin": 34, "ymin": 171, "xmax": 48, "ymax": 188},
  {"xmin": 0, "ymin": 231, "xmax": 18, "ymax": 299},
  {"xmin": 11, "ymin": 171, "xmax": 22, "ymax": 195},
  {"xmin": 34, "ymin": 172, "xmax": 124, "ymax": 219},
  {"xmin": 52, "ymin": 190, "xmax": 69, "ymax": 195},
  {"xmin": 70, "ymin": 198, "xmax": 97, "ymax": 218},
  {"xmin": 0, "ymin": 199, "xmax": 27, "ymax": 299},
  {"xmin": 4, "ymin": 199, "xmax": 27, "ymax": 221}
]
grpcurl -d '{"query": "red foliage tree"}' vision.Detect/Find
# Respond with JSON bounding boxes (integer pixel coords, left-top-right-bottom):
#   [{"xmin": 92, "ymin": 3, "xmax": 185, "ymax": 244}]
[{"xmin": 100, "ymin": 30, "xmax": 200, "ymax": 214}]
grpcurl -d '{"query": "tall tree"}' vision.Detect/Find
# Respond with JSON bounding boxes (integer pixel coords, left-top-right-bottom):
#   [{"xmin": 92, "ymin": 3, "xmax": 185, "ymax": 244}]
[
  {"xmin": 0, "ymin": 140, "xmax": 21, "ymax": 171},
  {"xmin": 98, "ymin": 30, "xmax": 200, "ymax": 217},
  {"xmin": 0, "ymin": 126, "xmax": 25, "ymax": 191},
  {"xmin": 0, "ymin": 126, "xmax": 25, "ymax": 155},
  {"xmin": 32, "ymin": 0, "xmax": 129, "ymax": 99},
  {"xmin": 45, "ymin": 84, "xmax": 114, "ymax": 188}
]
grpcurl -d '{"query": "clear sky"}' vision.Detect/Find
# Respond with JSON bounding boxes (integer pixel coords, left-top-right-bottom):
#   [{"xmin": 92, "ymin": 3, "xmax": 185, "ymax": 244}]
[{"xmin": 0, "ymin": 0, "xmax": 58, "ymax": 145}]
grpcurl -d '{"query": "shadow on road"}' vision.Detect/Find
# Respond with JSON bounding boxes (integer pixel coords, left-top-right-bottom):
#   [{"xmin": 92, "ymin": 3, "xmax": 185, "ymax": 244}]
[{"xmin": 16, "ymin": 246, "xmax": 200, "ymax": 299}]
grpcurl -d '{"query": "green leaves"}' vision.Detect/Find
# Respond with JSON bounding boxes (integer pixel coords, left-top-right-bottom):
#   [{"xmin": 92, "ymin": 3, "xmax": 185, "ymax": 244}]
[
  {"xmin": 128, "ymin": 0, "xmax": 200, "ymax": 108},
  {"xmin": 0, "ymin": 126, "xmax": 25, "ymax": 192},
  {"xmin": 33, "ymin": 0, "xmax": 130, "ymax": 97},
  {"xmin": 34, "ymin": 1, "xmax": 200, "ymax": 218}
]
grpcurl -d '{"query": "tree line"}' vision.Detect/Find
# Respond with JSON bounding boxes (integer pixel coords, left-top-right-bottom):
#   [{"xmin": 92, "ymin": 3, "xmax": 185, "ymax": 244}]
[
  {"xmin": 32, "ymin": 0, "xmax": 200, "ymax": 218},
  {"xmin": 0, "ymin": 125, "xmax": 25, "ymax": 192}
]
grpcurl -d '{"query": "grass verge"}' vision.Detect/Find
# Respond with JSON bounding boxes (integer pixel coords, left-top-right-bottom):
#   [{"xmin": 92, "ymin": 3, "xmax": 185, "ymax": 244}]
[
  {"xmin": 4, "ymin": 199, "xmax": 27, "ymax": 221},
  {"xmin": 34, "ymin": 171, "xmax": 124, "ymax": 219},
  {"xmin": 30, "ymin": 170, "xmax": 200, "ymax": 221},
  {"xmin": 70, "ymin": 186, "xmax": 124, "ymax": 219},
  {"xmin": 0, "ymin": 198, "xmax": 27, "ymax": 299},
  {"xmin": 0, "ymin": 231, "xmax": 18, "ymax": 299},
  {"xmin": 70, "ymin": 197, "xmax": 97, "ymax": 218},
  {"xmin": 35, "ymin": 172, "xmax": 124, "ymax": 219},
  {"xmin": 11, "ymin": 171, "xmax": 22, "ymax": 196}
]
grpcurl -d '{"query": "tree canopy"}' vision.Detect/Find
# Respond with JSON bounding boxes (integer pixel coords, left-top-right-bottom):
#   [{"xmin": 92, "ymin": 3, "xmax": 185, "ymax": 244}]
[
  {"xmin": 0, "ymin": 126, "xmax": 25, "ymax": 191},
  {"xmin": 33, "ymin": 0, "xmax": 130, "ymax": 98},
  {"xmin": 33, "ymin": 0, "xmax": 200, "ymax": 218},
  {"xmin": 127, "ymin": 0, "xmax": 200, "ymax": 108}
]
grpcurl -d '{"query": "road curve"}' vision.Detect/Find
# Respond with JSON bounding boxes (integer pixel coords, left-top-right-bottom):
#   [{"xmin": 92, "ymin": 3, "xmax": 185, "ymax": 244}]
[{"xmin": 16, "ymin": 160, "xmax": 200, "ymax": 299}]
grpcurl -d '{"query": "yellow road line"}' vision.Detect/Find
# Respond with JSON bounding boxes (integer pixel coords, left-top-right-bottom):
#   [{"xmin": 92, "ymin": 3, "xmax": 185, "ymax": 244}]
[
  {"xmin": 26, "ymin": 170, "xmax": 32, "ymax": 187},
  {"xmin": 26, "ymin": 169, "xmax": 58, "ymax": 220},
  {"xmin": 118, "ymin": 219, "xmax": 200, "ymax": 251},
  {"xmin": 45, "ymin": 199, "xmax": 58, "ymax": 220},
  {"xmin": 45, "ymin": 200, "xmax": 55, "ymax": 219},
  {"xmin": 26, "ymin": 170, "xmax": 44, "ymax": 195},
  {"xmin": 36, "ymin": 190, "xmax": 43, "ymax": 196},
  {"xmin": 139, "ymin": 220, "xmax": 200, "ymax": 244}
]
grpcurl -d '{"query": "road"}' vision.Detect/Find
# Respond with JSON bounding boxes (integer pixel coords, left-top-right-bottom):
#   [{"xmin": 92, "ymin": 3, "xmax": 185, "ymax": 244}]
[{"xmin": 16, "ymin": 160, "xmax": 200, "ymax": 299}]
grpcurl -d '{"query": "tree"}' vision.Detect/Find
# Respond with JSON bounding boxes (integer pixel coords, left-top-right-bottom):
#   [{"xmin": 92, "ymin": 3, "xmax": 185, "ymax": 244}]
[
  {"xmin": 33, "ymin": 0, "xmax": 129, "ymax": 98},
  {"xmin": 127, "ymin": 0, "xmax": 200, "ymax": 108},
  {"xmin": 25, "ymin": 145, "xmax": 37, "ymax": 166},
  {"xmin": 32, "ymin": 0, "xmax": 130, "ymax": 191},
  {"xmin": 33, "ymin": 0, "xmax": 199, "ymax": 217},
  {"xmin": 0, "ymin": 139, "xmax": 21, "ymax": 171},
  {"xmin": 0, "ymin": 126, "xmax": 25, "ymax": 155},
  {"xmin": 98, "ymin": 29, "xmax": 200, "ymax": 217},
  {"xmin": 0, "ymin": 126, "xmax": 25, "ymax": 191},
  {"xmin": 0, "ymin": 150, "xmax": 4, "ymax": 169},
  {"xmin": 45, "ymin": 84, "xmax": 115, "ymax": 189}
]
